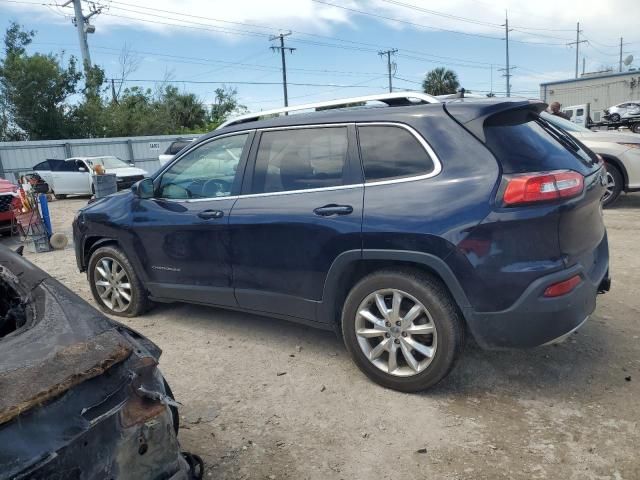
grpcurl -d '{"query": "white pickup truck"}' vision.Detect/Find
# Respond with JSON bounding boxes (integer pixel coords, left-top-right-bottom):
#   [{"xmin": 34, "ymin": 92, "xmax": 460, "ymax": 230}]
[{"xmin": 32, "ymin": 156, "xmax": 148, "ymax": 199}]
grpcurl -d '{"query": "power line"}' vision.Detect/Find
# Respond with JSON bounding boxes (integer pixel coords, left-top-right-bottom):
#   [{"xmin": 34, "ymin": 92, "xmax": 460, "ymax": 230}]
[
  {"xmin": 109, "ymin": 79, "xmax": 392, "ymax": 88},
  {"xmin": 310, "ymin": 0, "xmax": 568, "ymax": 45}
]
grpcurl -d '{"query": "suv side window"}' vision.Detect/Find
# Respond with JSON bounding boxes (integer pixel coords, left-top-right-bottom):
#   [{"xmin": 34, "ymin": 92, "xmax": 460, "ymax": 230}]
[
  {"xmin": 252, "ymin": 127, "xmax": 349, "ymax": 194},
  {"xmin": 158, "ymin": 133, "xmax": 249, "ymax": 200},
  {"xmin": 357, "ymin": 125, "xmax": 434, "ymax": 182}
]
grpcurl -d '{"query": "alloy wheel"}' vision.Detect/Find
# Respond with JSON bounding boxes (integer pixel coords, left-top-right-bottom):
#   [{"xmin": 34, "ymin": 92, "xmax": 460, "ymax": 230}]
[
  {"xmin": 603, "ymin": 171, "xmax": 616, "ymax": 203},
  {"xmin": 93, "ymin": 257, "xmax": 132, "ymax": 313},
  {"xmin": 355, "ymin": 289, "xmax": 437, "ymax": 377}
]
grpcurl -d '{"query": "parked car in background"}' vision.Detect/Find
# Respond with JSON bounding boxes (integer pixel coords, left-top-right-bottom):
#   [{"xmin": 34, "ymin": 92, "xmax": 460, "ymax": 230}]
[
  {"xmin": 0, "ymin": 178, "xmax": 19, "ymax": 235},
  {"xmin": 604, "ymin": 102, "xmax": 640, "ymax": 122},
  {"xmin": 33, "ymin": 156, "xmax": 148, "ymax": 199},
  {"xmin": 0, "ymin": 245, "xmax": 193, "ymax": 479},
  {"xmin": 158, "ymin": 139, "xmax": 197, "ymax": 166},
  {"xmin": 542, "ymin": 112, "xmax": 640, "ymax": 206},
  {"xmin": 74, "ymin": 93, "xmax": 610, "ymax": 392}
]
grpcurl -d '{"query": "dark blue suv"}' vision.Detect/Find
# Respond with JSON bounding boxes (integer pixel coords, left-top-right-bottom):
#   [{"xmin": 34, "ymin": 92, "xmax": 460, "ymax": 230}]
[{"xmin": 73, "ymin": 93, "xmax": 610, "ymax": 392}]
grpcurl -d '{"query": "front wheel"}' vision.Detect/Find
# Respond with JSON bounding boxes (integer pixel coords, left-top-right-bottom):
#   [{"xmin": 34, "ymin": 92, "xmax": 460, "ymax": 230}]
[
  {"xmin": 88, "ymin": 245, "xmax": 151, "ymax": 317},
  {"xmin": 609, "ymin": 113, "xmax": 621, "ymax": 122},
  {"xmin": 341, "ymin": 269, "xmax": 464, "ymax": 392}
]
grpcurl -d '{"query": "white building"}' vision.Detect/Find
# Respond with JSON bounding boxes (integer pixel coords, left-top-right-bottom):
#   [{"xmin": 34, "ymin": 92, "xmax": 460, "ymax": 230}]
[{"xmin": 540, "ymin": 71, "xmax": 640, "ymax": 122}]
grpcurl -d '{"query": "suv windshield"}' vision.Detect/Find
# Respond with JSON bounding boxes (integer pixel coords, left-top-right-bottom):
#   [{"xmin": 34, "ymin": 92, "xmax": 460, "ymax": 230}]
[
  {"xmin": 84, "ymin": 156, "xmax": 129, "ymax": 169},
  {"xmin": 540, "ymin": 112, "xmax": 591, "ymax": 133}
]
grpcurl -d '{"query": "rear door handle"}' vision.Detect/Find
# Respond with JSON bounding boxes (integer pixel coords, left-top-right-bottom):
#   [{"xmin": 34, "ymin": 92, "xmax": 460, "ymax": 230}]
[
  {"xmin": 313, "ymin": 204, "xmax": 354, "ymax": 216},
  {"xmin": 198, "ymin": 209, "xmax": 224, "ymax": 220}
]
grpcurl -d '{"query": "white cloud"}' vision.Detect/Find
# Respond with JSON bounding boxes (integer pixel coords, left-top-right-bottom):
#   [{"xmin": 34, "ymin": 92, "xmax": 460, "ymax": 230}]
[{"xmin": 3, "ymin": 0, "xmax": 638, "ymax": 45}]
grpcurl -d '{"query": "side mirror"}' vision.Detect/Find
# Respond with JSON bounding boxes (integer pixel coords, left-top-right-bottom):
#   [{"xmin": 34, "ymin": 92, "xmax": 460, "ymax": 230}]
[{"xmin": 132, "ymin": 178, "xmax": 154, "ymax": 199}]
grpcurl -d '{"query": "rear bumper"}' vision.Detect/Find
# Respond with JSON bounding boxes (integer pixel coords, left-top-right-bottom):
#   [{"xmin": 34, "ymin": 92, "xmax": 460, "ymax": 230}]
[{"xmin": 466, "ymin": 235, "xmax": 610, "ymax": 349}]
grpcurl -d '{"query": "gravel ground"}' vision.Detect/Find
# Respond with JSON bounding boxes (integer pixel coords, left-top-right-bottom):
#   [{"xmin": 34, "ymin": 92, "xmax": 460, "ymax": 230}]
[{"xmin": 3, "ymin": 195, "xmax": 639, "ymax": 480}]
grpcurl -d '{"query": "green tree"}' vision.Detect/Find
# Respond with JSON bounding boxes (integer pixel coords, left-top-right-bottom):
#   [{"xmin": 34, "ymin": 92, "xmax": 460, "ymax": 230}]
[
  {"xmin": 422, "ymin": 67, "xmax": 460, "ymax": 96},
  {"xmin": 162, "ymin": 85, "xmax": 207, "ymax": 131},
  {"xmin": 0, "ymin": 22, "xmax": 81, "ymax": 140},
  {"xmin": 209, "ymin": 86, "xmax": 246, "ymax": 128}
]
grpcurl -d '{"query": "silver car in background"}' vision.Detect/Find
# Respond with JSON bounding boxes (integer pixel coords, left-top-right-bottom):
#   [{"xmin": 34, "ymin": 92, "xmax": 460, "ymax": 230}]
[
  {"xmin": 604, "ymin": 102, "xmax": 640, "ymax": 122},
  {"xmin": 542, "ymin": 112, "xmax": 640, "ymax": 206}
]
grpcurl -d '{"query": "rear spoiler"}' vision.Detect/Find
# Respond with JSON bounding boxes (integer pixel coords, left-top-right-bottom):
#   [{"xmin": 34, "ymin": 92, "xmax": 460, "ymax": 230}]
[{"xmin": 444, "ymin": 99, "xmax": 547, "ymax": 142}]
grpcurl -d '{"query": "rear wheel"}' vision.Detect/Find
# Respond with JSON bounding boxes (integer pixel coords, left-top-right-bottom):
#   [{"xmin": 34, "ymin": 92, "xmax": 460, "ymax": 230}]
[
  {"xmin": 341, "ymin": 269, "xmax": 464, "ymax": 392},
  {"xmin": 632, "ymin": 123, "xmax": 640, "ymax": 134},
  {"xmin": 602, "ymin": 163, "xmax": 623, "ymax": 207},
  {"xmin": 88, "ymin": 245, "xmax": 151, "ymax": 317}
]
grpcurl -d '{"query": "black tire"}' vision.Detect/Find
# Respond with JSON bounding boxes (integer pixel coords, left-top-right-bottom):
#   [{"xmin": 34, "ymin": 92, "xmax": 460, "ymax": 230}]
[
  {"xmin": 603, "ymin": 163, "xmax": 623, "ymax": 208},
  {"xmin": 341, "ymin": 269, "xmax": 464, "ymax": 392},
  {"xmin": 163, "ymin": 379, "xmax": 180, "ymax": 435},
  {"xmin": 88, "ymin": 245, "xmax": 151, "ymax": 317},
  {"xmin": 632, "ymin": 123, "xmax": 640, "ymax": 134},
  {"xmin": 53, "ymin": 192, "xmax": 67, "ymax": 200},
  {"xmin": 609, "ymin": 113, "xmax": 621, "ymax": 122}
]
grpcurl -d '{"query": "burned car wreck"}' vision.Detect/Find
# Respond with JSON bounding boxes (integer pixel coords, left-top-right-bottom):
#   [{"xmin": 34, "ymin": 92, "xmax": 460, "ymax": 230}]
[{"xmin": 0, "ymin": 245, "xmax": 199, "ymax": 479}]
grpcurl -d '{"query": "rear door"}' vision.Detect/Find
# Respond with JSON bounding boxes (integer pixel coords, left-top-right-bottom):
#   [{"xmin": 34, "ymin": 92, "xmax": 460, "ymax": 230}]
[{"xmin": 229, "ymin": 124, "xmax": 363, "ymax": 322}]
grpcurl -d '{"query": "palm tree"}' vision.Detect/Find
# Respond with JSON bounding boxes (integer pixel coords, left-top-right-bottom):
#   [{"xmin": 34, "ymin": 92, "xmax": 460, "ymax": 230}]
[{"xmin": 422, "ymin": 68, "xmax": 460, "ymax": 96}]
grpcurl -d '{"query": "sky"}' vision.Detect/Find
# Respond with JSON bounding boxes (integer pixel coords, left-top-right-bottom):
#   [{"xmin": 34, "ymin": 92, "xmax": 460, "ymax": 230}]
[{"xmin": 1, "ymin": 0, "xmax": 639, "ymax": 112}]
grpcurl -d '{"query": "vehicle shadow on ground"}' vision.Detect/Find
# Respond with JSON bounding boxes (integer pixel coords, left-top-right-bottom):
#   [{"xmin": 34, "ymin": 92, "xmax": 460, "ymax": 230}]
[
  {"xmin": 608, "ymin": 192, "xmax": 640, "ymax": 209},
  {"xmin": 144, "ymin": 302, "xmax": 627, "ymax": 400}
]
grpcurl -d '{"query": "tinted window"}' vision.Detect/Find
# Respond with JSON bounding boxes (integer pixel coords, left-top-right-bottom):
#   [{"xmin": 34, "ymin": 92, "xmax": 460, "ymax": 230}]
[
  {"xmin": 159, "ymin": 134, "xmax": 248, "ymax": 199},
  {"xmin": 358, "ymin": 125, "xmax": 434, "ymax": 182},
  {"xmin": 252, "ymin": 127, "xmax": 348, "ymax": 194},
  {"xmin": 576, "ymin": 108, "xmax": 584, "ymax": 116},
  {"xmin": 484, "ymin": 110, "xmax": 599, "ymax": 176},
  {"xmin": 33, "ymin": 161, "xmax": 49, "ymax": 171},
  {"xmin": 57, "ymin": 161, "xmax": 80, "ymax": 172}
]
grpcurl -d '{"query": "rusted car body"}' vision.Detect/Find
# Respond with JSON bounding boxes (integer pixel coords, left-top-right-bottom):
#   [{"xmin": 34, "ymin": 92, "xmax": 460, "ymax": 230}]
[{"xmin": 0, "ymin": 245, "xmax": 192, "ymax": 479}]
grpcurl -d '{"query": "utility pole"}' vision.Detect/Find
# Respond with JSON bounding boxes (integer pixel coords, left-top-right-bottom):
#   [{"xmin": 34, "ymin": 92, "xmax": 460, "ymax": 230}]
[
  {"xmin": 567, "ymin": 22, "xmax": 587, "ymax": 79},
  {"xmin": 270, "ymin": 32, "xmax": 295, "ymax": 107},
  {"xmin": 61, "ymin": 0, "xmax": 101, "ymax": 72},
  {"xmin": 619, "ymin": 37, "xmax": 624, "ymax": 72},
  {"xmin": 501, "ymin": 12, "xmax": 515, "ymax": 97},
  {"xmin": 378, "ymin": 49, "xmax": 398, "ymax": 93}
]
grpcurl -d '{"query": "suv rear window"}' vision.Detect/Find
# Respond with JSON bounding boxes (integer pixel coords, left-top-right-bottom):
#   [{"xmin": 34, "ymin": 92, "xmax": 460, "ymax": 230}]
[
  {"xmin": 252, "ymin": 127, "xmax": 348, "ymax": 193},
  {"xmin": 484, "ymin": 110, "xmax": 599, "ymax": 176},
  {"xmin": 357, "ymin": 125, "xmax": 434, "ymax": 182}
]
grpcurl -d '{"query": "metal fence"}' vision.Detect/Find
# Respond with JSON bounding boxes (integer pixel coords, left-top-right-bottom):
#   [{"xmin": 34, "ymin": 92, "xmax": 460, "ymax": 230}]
[{"xmin": 0, "ymin": 134, "xmax": 199, "ymax": 181}]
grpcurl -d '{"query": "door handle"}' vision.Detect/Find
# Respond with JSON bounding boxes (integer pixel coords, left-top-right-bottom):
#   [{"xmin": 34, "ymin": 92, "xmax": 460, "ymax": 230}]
[
  {"xmin": 198, "ymin": 209, "xmax": 224, "ymax": 220},
  {"xmin": 313, "ymin": 204, "xmax": 354, "ymax": 216}
]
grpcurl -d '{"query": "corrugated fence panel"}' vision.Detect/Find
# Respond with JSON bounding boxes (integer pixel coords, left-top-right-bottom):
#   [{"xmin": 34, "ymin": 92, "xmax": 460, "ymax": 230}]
[
  {"xmin": 0, "ymin": 134, "xmax": 201, "ymax": 181},
  {"xmin": 70, "ymin": 142, "xmax": 131, "ymax": 160}
]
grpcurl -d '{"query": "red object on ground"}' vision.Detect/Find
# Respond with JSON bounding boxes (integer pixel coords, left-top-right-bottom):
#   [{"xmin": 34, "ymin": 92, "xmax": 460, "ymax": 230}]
[{"xmin": 0, "ymin": 178, "xmax": 20, "ymax": 231}]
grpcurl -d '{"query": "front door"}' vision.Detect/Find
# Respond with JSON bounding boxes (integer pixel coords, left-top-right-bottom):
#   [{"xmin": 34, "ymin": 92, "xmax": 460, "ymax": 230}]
[
  {"xmin": 229, "ymin": 125, "xmax": 363, "ymax": 322},
  {"xmin": 131, "ymin": 132, "xmax": 253, "ymax": 307}
]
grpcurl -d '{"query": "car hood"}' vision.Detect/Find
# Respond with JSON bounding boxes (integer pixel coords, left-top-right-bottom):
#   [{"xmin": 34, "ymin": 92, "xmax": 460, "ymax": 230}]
[
  {"xmin": 0, "ymin": 245, "xmax": 161, "ymax": 426},
  {"xmin": 106, "ymin": 167, "xmax": 148, "ymax": 177}
]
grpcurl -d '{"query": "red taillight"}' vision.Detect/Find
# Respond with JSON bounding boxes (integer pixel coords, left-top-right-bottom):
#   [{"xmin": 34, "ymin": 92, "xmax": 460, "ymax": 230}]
[
  {"xmin": 543, "ymin": 275, "xmax": 582, "ymax": 298},
  {"xmin": 502, "ymin": 170, "xmax": 584, "ymax": 206}
]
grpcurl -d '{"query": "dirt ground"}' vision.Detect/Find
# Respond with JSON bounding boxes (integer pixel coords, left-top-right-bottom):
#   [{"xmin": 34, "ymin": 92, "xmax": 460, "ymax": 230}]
[{"xmin": 4, "ymin": 194, "xmax": 639, "ymax": 480}]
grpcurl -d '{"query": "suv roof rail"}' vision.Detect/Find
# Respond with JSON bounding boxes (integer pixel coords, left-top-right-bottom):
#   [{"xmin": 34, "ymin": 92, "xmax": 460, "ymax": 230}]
[{"xmin": 217, "ymin": 91, "xmax": 440, "ymax": 130}]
